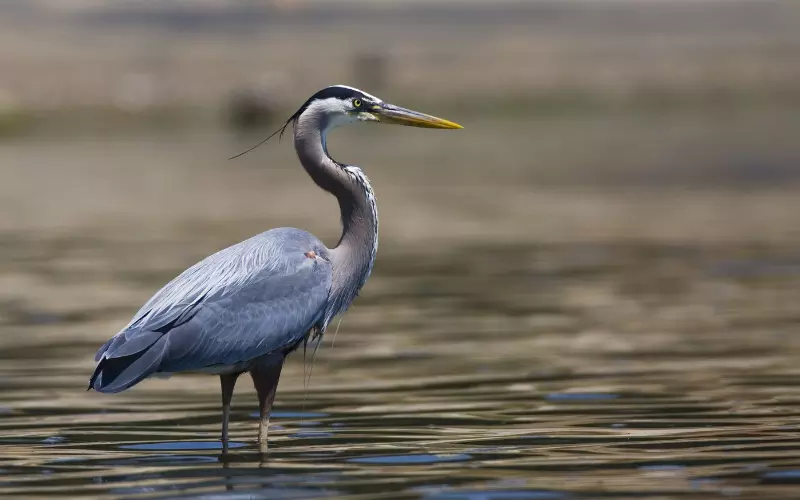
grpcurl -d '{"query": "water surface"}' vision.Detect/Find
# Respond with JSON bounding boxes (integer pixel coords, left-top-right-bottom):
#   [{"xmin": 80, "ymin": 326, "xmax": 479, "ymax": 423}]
[{"xmin": 1, "ymin": 236, "xmax": 799, "ymax": 499}]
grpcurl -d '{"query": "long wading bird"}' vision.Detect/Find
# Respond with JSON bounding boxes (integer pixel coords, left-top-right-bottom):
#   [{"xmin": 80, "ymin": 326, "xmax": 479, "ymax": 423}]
[{"xmin": 88, "ymin": 85, "xmax": 462, "ymax": 451}]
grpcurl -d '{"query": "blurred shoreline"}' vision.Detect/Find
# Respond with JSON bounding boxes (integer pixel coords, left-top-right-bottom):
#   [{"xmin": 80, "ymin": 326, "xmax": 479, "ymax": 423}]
[
  {"xmin": 1, "ymin": 0, "xmax": 798, "ymax": 123},
  {"xmin": 0, "ymin": 0, "xmax": 797, "ymax": 245}
]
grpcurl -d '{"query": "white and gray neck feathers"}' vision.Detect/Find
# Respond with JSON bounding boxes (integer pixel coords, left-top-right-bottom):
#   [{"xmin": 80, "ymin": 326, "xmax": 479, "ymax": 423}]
[{"xmin": 292, "ymin": 96, "xmax": 379, "ymax": 322}]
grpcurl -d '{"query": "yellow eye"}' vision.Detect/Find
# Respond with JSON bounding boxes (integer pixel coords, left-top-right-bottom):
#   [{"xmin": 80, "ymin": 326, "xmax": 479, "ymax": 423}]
[{"xmin": 353, "ymin": 99, "xmax": 362, "ymax": 108}]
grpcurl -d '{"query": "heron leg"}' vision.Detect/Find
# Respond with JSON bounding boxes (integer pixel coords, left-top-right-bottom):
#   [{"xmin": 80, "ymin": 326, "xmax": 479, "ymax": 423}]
[
  {"xmin": 220, "ymin": 373, "xmax": 240, "ymax": 453},
  {"xmin": 250, "ymin": 356, "xmax": 284, "ymax": 452}
]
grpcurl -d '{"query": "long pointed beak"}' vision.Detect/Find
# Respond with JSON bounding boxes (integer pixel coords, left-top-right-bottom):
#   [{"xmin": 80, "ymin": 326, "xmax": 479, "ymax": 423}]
[{"xmin": 371, "ymin": 103, "xmax": 463, "ymax": 129}]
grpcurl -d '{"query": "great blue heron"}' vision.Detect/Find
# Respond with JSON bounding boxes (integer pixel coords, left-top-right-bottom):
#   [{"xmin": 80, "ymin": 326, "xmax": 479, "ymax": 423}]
[{"xmin": 88, "ymin": 85, "xmax": 462, "ymax": 451}]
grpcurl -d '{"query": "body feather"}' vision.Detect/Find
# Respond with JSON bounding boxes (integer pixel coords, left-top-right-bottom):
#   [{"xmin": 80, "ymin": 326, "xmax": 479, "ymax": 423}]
[{"xmin": 90, "ymin": 227, "xmax": 333, "ymax": 393}]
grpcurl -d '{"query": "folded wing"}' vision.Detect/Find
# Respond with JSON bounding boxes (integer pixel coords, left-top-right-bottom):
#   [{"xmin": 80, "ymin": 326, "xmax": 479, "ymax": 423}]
[{"xmin": 90, "ymin": 228, "xmax": 332, "ymax": 393}]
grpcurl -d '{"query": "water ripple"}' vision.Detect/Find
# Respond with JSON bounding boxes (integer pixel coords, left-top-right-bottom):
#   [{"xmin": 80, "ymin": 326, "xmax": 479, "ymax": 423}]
[{"xmin": 1, "ymin": 241, "xmax": 799, "ymax": 498}]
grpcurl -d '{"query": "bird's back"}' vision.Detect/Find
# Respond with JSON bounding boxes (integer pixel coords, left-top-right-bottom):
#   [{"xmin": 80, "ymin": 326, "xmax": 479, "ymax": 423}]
[{"xmin": 90, "ymin": 227, "xmax": 333, "ymax": 393}]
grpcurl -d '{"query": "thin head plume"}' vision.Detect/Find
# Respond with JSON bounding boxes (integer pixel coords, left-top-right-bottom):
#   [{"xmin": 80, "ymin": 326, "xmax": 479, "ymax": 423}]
[{"xmin": 228, "ymin": 113, "xmax": 297, "ymax": 160}]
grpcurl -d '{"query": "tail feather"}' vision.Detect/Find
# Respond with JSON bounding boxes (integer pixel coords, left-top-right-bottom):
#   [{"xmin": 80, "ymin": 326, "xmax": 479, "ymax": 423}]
[
  {"xmin": 90, "ymin": 335, "xmax": 168, "ymax": 393},
  {"xmin": 105, "ymin": 331, "xmax": 163, "ymax": 359},
  {"xmin": 94, "ymin": 337, "xmax": 115, "ymax": 362}
]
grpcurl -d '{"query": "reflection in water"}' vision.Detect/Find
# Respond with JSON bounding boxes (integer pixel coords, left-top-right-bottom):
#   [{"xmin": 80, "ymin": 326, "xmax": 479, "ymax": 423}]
[{"xmin": 1, "ymin": 238, "xmax": 800, "ymax": 499}]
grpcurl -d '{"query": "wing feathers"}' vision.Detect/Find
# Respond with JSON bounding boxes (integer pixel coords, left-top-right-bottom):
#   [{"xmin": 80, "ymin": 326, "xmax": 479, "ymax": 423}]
[
  {"xmin": 103, "ymin": 330, "xmax": 163, "ymax": 359},
  {"xmin": 89, "ymin": 228, "xmax": 332, "ymax": 393},
  {"xmin": 90, "ymin": 336, "xmax": 168, "ymax": 393}
]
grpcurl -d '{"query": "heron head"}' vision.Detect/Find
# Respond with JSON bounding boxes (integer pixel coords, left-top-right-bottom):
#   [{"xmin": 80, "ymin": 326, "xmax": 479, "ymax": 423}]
[
  {"xmin": 229, "ymin": 85, "xmax": 461, "ymax": 160},
  {"xmin": 294, "ymin": 85, "xmax": 463, "ymax": 130}
]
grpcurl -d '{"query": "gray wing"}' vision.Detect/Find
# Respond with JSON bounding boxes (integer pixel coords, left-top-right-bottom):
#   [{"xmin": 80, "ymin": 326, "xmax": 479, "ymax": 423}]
[{"xmin": 90, "ymin": 228, "xmax": 332, "ymax": 393}]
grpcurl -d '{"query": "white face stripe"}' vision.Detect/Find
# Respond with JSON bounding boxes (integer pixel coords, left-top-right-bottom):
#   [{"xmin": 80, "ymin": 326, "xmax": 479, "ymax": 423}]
[
  {"xmin": 330, "ymin": 85, "xmax": 382, "ymax": 103},
  {"xmin": 303, "ymin": 97, "xmax": 352, "ymax": 116},
  {"xmin": 299, "ymin": 96, "xmax": 375, "ymax": 149},
  {"xmin": 295, "ymin": 85, "xmax": 383, "ymax": 152}
]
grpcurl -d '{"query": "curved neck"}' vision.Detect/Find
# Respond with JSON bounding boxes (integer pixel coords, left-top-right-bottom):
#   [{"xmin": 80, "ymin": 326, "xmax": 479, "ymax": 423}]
[{"xmin": 293, "ymin": 111, "xmax": 379, "ymax": 318}]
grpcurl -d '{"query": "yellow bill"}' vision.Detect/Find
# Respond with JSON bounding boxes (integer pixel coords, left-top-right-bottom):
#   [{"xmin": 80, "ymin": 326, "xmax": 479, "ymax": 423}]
[{"xmin": 371, "ymin": 103, "xmax": 463, "ymax": 129}]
